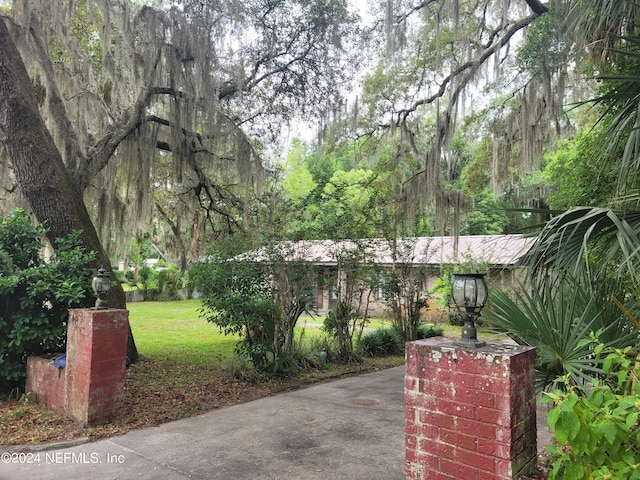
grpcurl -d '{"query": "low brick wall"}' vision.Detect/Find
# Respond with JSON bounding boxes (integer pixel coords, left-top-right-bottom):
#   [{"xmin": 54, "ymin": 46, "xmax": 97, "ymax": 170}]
[
  {"xmin": 405, "ymin": 337, "xmax": 537, "ymax": 479},
  {"xmin": 26, "ymin": 308, "xmax": 129, "ymax": 425},
  {"xmin": 25, "ymin": 356, "xmax": 67, "ymax": 413}
]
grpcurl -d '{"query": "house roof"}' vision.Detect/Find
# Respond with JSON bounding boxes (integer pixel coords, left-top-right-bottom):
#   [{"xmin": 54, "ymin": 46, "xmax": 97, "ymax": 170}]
[{"xmin": 238, "ymin": 235, "xmax": 535, "ymax": 268}]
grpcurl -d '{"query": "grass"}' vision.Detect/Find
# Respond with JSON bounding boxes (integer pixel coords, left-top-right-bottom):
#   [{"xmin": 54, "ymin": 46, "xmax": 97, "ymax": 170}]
[
  {"xmin": 298, "ymin": 313, "xmax": 473, "ymax": 338},
  {"xmin": 128, "ymin": 299, "xmax": 508, "ymax": 370},
  {"xmin": 0, "ymin": 300, "xmax": 410, "ymax": 446},
  {"xmin": 3, "ymin": 300, "xmax": 513, "ymax": 447},
  {"xmin": 128, "ymin": 299, "xmax": 239, "ymax": 368}
]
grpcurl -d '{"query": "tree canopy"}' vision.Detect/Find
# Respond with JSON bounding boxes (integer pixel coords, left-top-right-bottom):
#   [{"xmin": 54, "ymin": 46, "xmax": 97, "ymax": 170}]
[
  {"xmin": 2, "ymin": 0, "xmax": 636, "ymax": 269},
  {"xmin": 1, "ymin": 0, "xmax": 358, "ymax": 263}
]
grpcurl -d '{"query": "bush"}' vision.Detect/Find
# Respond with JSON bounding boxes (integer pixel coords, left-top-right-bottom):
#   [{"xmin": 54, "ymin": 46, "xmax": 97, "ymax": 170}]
[
  {"xmin": 544, "ymin": 338, "xmax": 640, "ymax": 480},
  {"xmin": 0, "ymin": 209, "xmax": 95, "ymax": 388},
  {"xmin": 360, "ymin": 327, "xmax": 404, "ymax": 357},
  {"xmin": 156, "ymin": 265, "xmax": 182, "ymax": 301},
  {"xmin": 486, "ymin": 277, "xmax": 638, "ymax": 392},
  {"xmin": 221, "ymin": 355, "xmax": 261, "ymax": 383},
  {"xmin": 323, "ymin": 300, "xmax": 363, "ymax": 363},
  {"xmin": 191, "ymin": 256, "xmax": 277, "ymax": 371},
  {"xmin": 137, "ymin": 264, "xmax": 158, "ymax": 300},
  {"xmin": 448, "ymin": 311, "xmax": 465, "ymax": 326},
  {"xmin": 417, "ymin": 323, "xmax": 444, "ymax": 339},
  {"xmin": 192, "ymin": 237, "xmax": 317, "ymax": 375}
]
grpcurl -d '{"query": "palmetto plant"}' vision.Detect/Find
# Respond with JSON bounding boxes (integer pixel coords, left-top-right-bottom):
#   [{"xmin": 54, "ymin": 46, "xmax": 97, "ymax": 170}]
[
  {"xmin": 523, "ymin": 206, "xmax": 640, "ymax": 282},
  {"xmin": 485, "ymin": 276, "xmax": 638, "ymax": 393},
  {"xmin": 476, "ymin": 0, "xmax": 640, "ymax": 396}
]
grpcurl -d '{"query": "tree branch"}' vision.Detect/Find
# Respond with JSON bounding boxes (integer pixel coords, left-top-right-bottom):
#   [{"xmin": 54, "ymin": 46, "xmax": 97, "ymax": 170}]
[{"xmin": 395, "ymin": 14, "xmax": 539, "ymax": 123}]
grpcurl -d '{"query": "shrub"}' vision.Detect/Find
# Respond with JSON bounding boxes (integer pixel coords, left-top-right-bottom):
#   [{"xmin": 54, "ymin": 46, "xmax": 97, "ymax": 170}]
[
  {"xmin": 448, "ymin": 311, "xmax": 465, "ymax": 327},
  {"xmin": 323, "ymin": 300, "xmax": 363, "ymax": 363},
  {"xmin": 417, "ymin": 323, "xmax": 444, "ymax": 339},
  {"xmin": 486, "ymin": 277, "xmax": 638, "ymax": 392},
  {"xmin": 192, "ymin": 238, "xmax": 317, "ymax": 375},
  {"xmin": 0, "ymin": 209, "xmax": 95, "ymax": 388},
  {"xmin": 221, "ymin": 355, "xmax": 260, "ymax": 383},
  {"xmin": 191, "ymin": 255, "xmax": 277, "ymax": 371},
  {"xmin": 303, "ymin": 331, "xmax": 336, "ymax": 363},
  {"xmin": 156, "ymin": 265, "xmax": 182, "ymax": 301},
  {"xmin": 137, "ymin": 264, "xmax": 158, "ymax": 300},
  {"xmin": 544, "ymin": 338, "xmax": 640, "ymax": 480},
  {"xmin": 360, "ymin": 327, "xmax": 403, "ymax": 357}
]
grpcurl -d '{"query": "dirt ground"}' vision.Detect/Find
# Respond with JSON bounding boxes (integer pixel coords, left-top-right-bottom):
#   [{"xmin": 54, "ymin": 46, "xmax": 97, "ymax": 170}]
[{"xmin": 0, "ymin": 356, "xmax": 404, "ymax": 446}]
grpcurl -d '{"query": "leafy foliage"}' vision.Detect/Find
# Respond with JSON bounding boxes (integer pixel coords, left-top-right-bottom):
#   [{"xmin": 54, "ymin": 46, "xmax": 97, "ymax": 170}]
[
  {"xmin": 322, "ymin": 245, "xmax": 375, "ymax": 362},
  {"xmin": 379, "ymin": 238, "xmax": 432, "ymax": 342},
  {"xmin": 323, "ymin": 301, "xmax": 360, "ymax": 362},
  {"xmin": 126, "ymin": 262, "xmax": 185, "ymax": 301},
  {"xmin": 542, "ymin": 131, "xmax": 620, "ymax": 210},
  {"xmin": 544, "ymin": 339, "xmax": 640, "ymax": 480},
  {"xmin": 191, "ymin": 255, "xmax": 277, "ymax": 371},
  {"xmin": 516, "ymin": 10, "xmax": 570, "ymax": 80},
  {"xmin": 416, "ymin": 323, "xmax": 444, "ymax": 339},
  {"xmin": 522, "ymin": 207, "xmax": 640, "ymax": 282},
  {"xmin": 192, "ymin": 239, "xmax": 317, "ymax": 374},
  {"xmin": 359, "ymin": 327, "xmax": 403, "ymax": 358},
  {"xmin": 459, "ymin": 189, "xmax": 510, "ymax": 235},
  {"xmin": 486, "ymin": 276, "xmax": 638, "ymax": 392},
  {"xmin": 0, "ymin": 209, "xmax": 95, "ymax": 387}
]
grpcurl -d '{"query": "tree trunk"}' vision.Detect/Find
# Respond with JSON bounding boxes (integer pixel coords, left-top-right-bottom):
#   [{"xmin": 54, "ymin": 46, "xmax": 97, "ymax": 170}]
[{"xmin": 0, "ymin": 17, "xmax": 138, "ymax": 363}]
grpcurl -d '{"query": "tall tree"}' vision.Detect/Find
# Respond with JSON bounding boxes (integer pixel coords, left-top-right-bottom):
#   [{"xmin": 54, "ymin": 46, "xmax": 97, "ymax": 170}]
[
  {"xmin": 0, "ymin": 16, "xmax": 139, "ymax": 360},
  {"xmin": 518, "ymin": 2, "xmax": 640, "ymax": 309},
  {"xmin": 1, "ymin": 0, "xmax": 353, "ymax": 361},
  {"xmin": 1, "ymin": 0, "xmax": 357, "ymax": 263},
  {"xmin": 324, "ymin": 0, "xmax": 574, "ymax": 234}
]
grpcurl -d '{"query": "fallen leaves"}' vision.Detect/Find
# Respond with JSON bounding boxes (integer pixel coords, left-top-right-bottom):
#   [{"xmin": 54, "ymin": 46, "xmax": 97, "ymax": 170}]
[{"xmin": 1, "ymin": 356, "xmax": 404, "ymax": 446}]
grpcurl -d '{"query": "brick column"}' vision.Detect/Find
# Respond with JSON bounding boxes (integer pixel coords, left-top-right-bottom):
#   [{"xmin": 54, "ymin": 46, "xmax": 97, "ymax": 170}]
[
  {"xmin": 405, "ymin": 337, "xmax": 537, "ymax": 480},
  {"xmin": 65, "ymin": 308, "xmax": 129, "ymax": 425}
]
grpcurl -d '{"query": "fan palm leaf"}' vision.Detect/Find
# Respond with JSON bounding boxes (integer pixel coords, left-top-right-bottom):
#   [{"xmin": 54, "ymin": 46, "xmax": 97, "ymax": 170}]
[
  {"xmin": 522, "ymin": 206, "xmax": 640, "ymax": 281},
  {"xmin": 485, "ymin": 277, "xmax": 638, "ymax": 393}
]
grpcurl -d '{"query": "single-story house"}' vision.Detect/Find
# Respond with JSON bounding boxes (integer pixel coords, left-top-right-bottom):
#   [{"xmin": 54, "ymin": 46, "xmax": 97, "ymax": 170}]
[{"xmin": 237, "ymin": 235, "xmax": 535, "ymax": 319}]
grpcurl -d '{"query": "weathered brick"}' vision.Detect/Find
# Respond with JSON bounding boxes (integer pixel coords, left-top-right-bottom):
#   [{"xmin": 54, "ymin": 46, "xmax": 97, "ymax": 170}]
[
  {"xmin": 455, "ymin": 386, "xmax": 496, "ymax": 408},
  {"xmin": 440, "ymin": 457, "xmax": 481, "ymax": 479},
  {"xmin": 457, "ymin": 417, "xmax": 498, "ymax": 439},
  {"xmin": 476, "ymin": 437, "xmax": 512, "ymax": 459},
  {"xmin": 422, "ymin": 410, "xmax": 456, "ymax": 430},
  {"xmin": 26, "ymin": 308, "xmax": 129, "ymax": 426},
  {"xmin": 405, "ymin": 340, "xmax": 537, "ymax": 480},
  {"xmin": 439, "ymin": 397, "xmax": 476, "ymax": 419},
  {"xmin": 406, "ymin": 434, "xmax": 417, "ymax": 450},
  {"xmin": 418, "ymin": 437, "xmax": 455, "ymax": 459},
  {"xmin": 405, "ymin": 375, "xmax": 418, "ymax": 392},
  {"xmin": 440, "ymin": 428, "xmax": 477, "ymax": 451},
  {"xmin": 475, "ymin": 405, "xmax": 510, "ymax": 426},
  {"xmin": 460, "ymin": 449, "xmax": 497, "ymax": 473}
]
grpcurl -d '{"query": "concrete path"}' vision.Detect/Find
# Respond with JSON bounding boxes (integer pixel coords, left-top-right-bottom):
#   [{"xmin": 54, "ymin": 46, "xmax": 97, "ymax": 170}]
[
  {"xmin": 0, "ymin": 367, "xmax": 406, "ymax": 480},
  {"xmin": 0, "ymin": 366, "xmax": 552, "ymax": 480}
]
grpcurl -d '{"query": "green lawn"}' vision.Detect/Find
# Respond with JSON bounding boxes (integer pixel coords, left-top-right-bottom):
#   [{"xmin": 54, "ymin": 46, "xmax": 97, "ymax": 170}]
[
  {"xmin": 127, "ymin": 299, "xmax": 239, "ymax": 367},
  {"xmin": 127, "ymin": 300, "xmax": 502, "ymax": 368}
]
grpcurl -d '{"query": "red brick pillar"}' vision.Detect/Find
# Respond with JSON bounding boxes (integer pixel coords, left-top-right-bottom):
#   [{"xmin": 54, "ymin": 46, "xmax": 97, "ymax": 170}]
[
  {"xmin": 405, "ymin": 337, "xmax": 537, "ymax": 480},
  {"xmin": 65, "ymin": 308, "xmax": 129, "ymax": 425}
]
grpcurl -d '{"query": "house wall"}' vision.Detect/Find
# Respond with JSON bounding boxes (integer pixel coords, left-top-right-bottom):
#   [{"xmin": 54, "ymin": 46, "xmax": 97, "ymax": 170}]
[{"xmin": 311, "ymin": 266, "xmax": 526, "ymax": 322}]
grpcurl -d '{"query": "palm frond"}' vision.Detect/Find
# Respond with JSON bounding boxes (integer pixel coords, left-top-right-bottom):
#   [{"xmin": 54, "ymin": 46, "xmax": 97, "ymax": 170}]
[
  {"xmin": 485, "ymin": 277, "xmax": 638, "ymax": 393},
  {"xmin": 522, "ymin": 207, "xmax": 640, "ymax": 280}
]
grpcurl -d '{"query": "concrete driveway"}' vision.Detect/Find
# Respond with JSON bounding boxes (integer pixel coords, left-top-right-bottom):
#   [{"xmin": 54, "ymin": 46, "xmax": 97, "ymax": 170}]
[{"xmin": 0, "ymin": 366, "xmax": 406, "ymax": 480}]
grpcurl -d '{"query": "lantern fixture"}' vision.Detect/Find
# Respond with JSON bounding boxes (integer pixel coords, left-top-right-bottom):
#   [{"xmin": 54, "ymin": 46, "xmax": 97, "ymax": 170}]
[
  {"xmin": 92, "ymin": 266, "xmax": 111, "ymax": 309},
  {"xmin": 451, "ymin": 273, "xmax": 488, "ymax": 348}
]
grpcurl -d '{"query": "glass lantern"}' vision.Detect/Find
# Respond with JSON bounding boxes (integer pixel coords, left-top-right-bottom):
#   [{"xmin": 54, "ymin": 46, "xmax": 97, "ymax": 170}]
[
  {"xmin": 92, "ymin": 266, "xmax": 111, "ymax": 309},
  {"xmin": 451, "ymin": 273, "xmax": 488, "ymax": 347}
]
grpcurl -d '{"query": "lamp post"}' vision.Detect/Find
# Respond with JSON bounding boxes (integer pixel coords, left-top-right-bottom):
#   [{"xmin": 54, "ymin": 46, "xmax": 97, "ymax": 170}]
[
  {"xmin": 92, "ymin": 266, "xmax": 111, "ymax": 309},
  {"xmin": 451, "ymin": 273, "xmax": 488, "ymax": 348}
]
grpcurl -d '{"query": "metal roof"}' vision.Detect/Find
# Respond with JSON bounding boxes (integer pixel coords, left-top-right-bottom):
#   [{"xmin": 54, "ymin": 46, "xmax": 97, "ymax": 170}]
[{"xmin": 238, "ymin": 235, "xmax": 534, "ymax": 267}]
